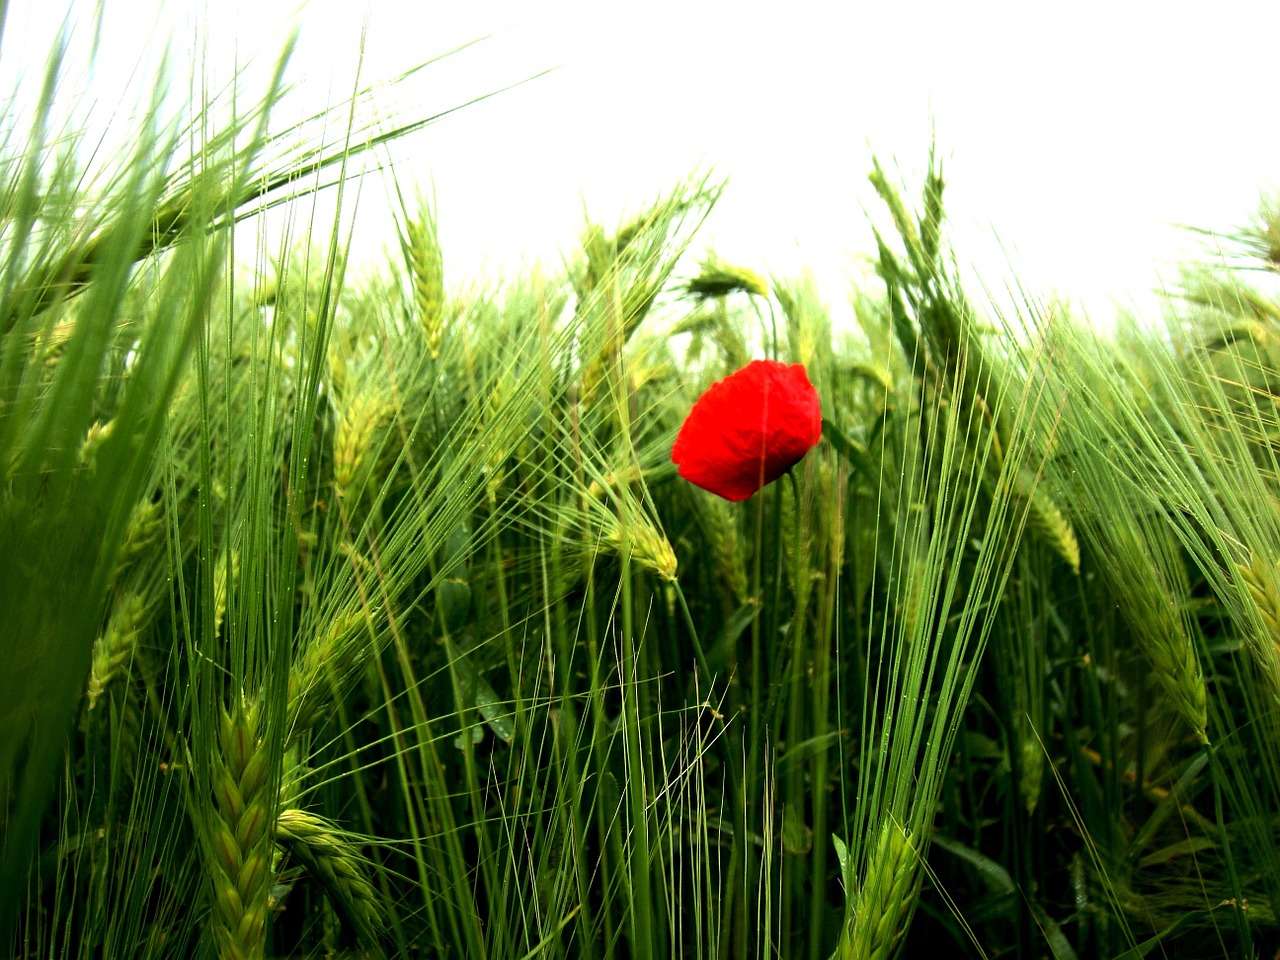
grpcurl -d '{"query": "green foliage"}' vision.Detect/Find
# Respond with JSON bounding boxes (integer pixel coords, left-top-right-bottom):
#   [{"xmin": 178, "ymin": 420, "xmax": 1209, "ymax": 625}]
[{"xmin": 4, "ymin": 13, "xmax": 1280, "ymax": 960}]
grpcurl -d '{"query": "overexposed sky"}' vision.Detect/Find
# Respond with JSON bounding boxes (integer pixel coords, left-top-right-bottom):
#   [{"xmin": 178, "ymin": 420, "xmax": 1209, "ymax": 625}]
[{"xmin": 5, "ymin": 0, "xmax": 1279, "ymax": 325}]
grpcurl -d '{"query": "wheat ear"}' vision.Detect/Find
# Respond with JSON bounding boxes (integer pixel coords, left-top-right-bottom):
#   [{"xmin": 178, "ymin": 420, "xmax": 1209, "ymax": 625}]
[
  {"xmin": 111, "ymin": 496, "xmax": 165, "ymax": 587},
  {"xmin": 1122, "ymin": 559, "xmax": 1209, "ymax": 745},
  {"xmin": 838, "ymin": 818, "xmax": 921, "ymax": 960},
  {"xmin": 206, "ymin": 698, "xmax": 274, "ymax": 960},
  {"xmin": 699, "ymin": 497, "xmax": 748, "ymax": 604},
  {"xmin": 274, "ymin": 808, "xmax": 385, "ymax": 956},
  {"xmin": 406, "ymin": 211, "xmax": 445, "ymax": 359},
  {"xmin": 333, "ymin": 389, "xmax": 388, "ymax": 504},
  {"xmin": 597, "ymin": 488, "xmax": 678, "ymax": 583},
  {"xmin": 685, "ymin": 255, "xmax": 769, "ymax": 300},
  {"xmin": 1237, "ymin": 550, "xmax": 1280, "ymax": 694},
  {"xmin": 1020, "ymin": 483, "xmax": 1081, "ymax": 574},
  {"xmin": 286, "ymin": 606, "xmax": 368, "ymax": 745},
  {"xmin": 85, "ymin": 592, "xmax": 148, "ymax": 712},
  {"xmin": 212, "ymin": 550, "xmax": 239, "ymax": 641}
]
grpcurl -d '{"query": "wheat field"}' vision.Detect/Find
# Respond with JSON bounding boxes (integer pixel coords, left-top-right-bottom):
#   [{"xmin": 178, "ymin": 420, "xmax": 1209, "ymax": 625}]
[{"xmin": 2, "ymin": 20, "xmax": 1279, "ymax": 960}]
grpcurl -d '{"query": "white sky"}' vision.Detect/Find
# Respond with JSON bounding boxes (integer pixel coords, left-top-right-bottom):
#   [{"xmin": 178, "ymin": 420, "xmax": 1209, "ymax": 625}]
[{"xmin": 5, "ymin": 0, "xmax": 1280, "ymax": 326}]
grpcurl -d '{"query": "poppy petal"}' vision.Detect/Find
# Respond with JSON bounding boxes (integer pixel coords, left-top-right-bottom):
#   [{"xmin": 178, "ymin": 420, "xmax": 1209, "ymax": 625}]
[{"xmin": 672, "ymin": 360, "xmax": 821, "ymax": 501}]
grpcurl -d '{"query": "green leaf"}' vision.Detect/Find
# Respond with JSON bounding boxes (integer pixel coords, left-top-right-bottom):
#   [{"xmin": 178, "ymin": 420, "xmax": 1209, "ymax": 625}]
[{"xmin": 930, "ymin": 834, "xmax": 1015, "ymax": 896}]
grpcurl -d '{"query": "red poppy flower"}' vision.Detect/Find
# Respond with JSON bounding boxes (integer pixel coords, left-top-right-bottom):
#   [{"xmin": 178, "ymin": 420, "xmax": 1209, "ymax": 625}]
[{"xmin": 671, "ymin": 359, "xmax": 821, "ymax": 501}]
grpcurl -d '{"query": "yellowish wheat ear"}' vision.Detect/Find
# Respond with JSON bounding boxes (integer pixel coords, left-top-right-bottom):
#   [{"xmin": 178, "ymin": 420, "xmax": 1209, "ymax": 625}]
[
  {"xmin": 112, "ymin": 496, "xmax": 165, "ymax": 587},
  {"xmin": 211, "ymin": 550, "xmax": 239, "ymax": 642},
  {"xmin": 86, "ymin": 592, "xmax": 148, "ymax": 712},
  {"xmin": 332, "ymin": 389, "xmax": 389, "ymax": 504},
  {"xmin": 406, "ymin": 211, "xmax": 445, "ymax": 359},
  {"xmin": 685, "ymin": 256, "xmax": 769, "ymax": 300},
  {"xmin": 1021, "ymin": 484, "xmax": 1081, "ymax": 574}
]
